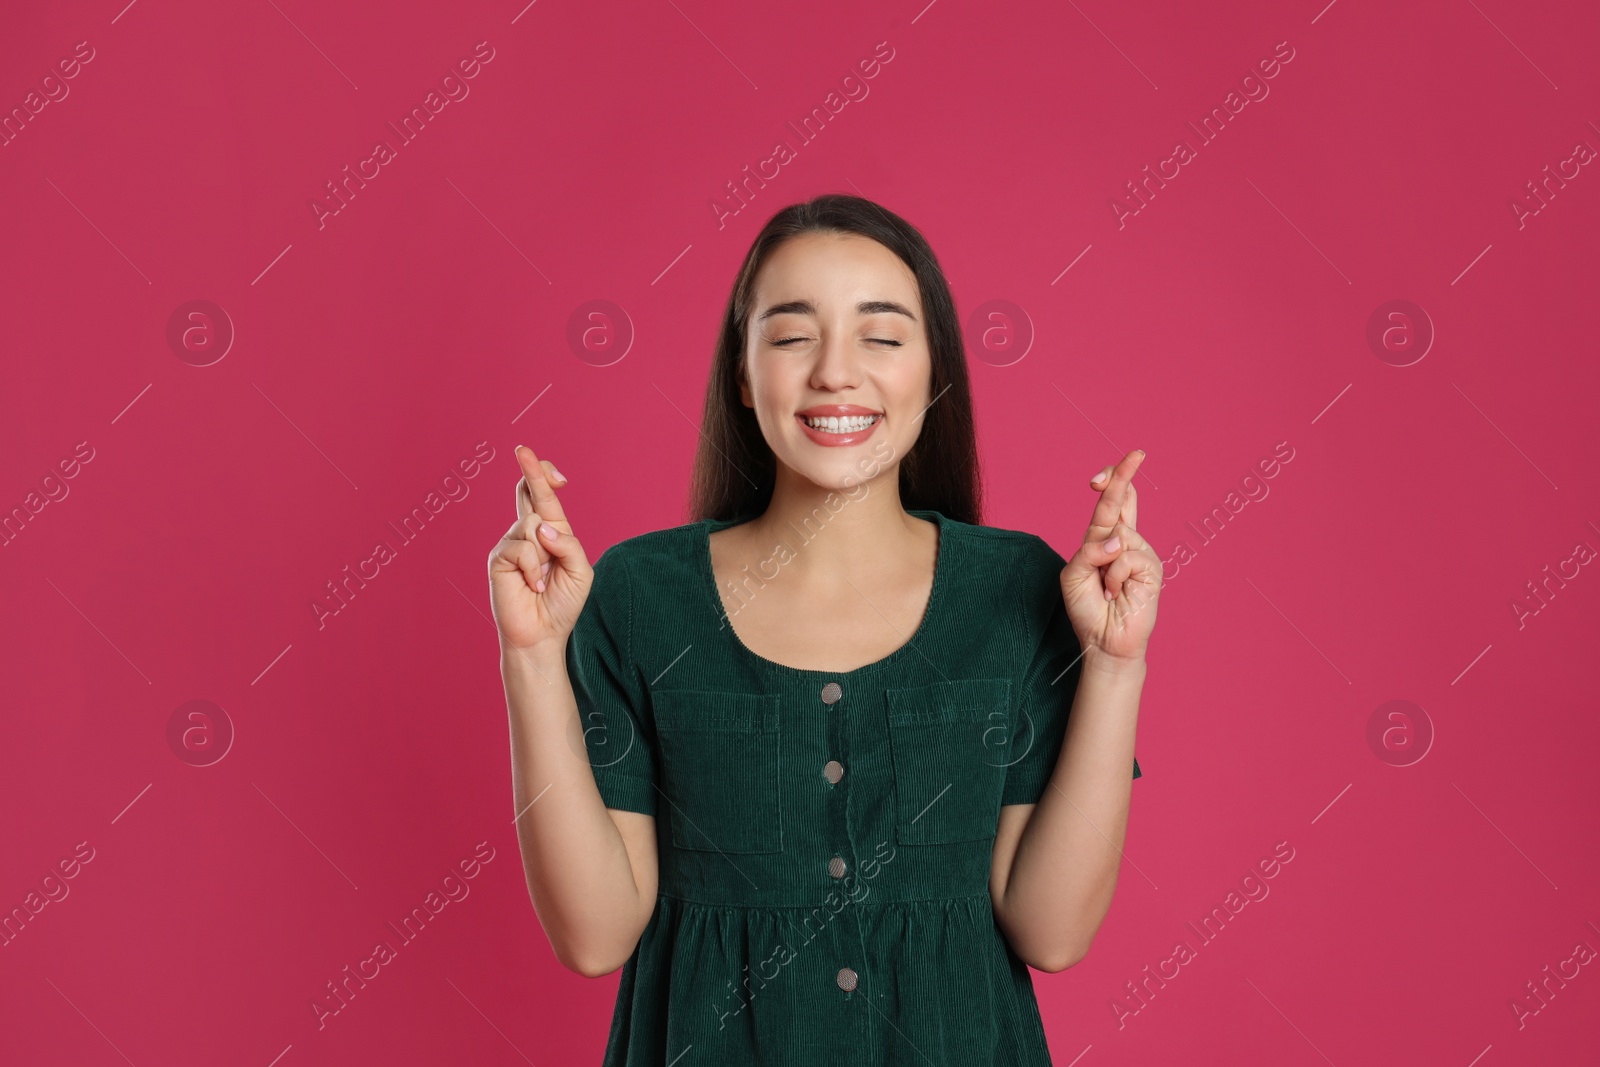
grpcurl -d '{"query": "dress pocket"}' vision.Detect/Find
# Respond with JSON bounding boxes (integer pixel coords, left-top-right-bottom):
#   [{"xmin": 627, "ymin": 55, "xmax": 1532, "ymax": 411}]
[
  {"xmin": 652, "ymin": 689, "xmax": 783, "ymax": 854},
  {"xmin": 885, "ymin": 678, "xmax": 1013, "ymax": 845}
]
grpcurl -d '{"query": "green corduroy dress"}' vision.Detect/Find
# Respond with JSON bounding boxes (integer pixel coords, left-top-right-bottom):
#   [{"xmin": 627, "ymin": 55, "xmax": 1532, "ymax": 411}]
[{"xmin": 566, "ymin": 509, "xmax": 1141, "ymax": 1065}]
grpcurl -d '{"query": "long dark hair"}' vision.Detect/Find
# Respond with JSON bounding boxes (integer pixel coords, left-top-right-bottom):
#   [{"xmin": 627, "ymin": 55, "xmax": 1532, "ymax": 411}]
[{"xmin": 687, "ymin": 193, "xmax": 982, "ymax": 526}]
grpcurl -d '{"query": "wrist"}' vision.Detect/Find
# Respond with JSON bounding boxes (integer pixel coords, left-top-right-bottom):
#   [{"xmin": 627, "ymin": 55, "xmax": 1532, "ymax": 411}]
[
  {"xmin": 1082, "ymin": 646, "xmax": 1147, "ymax": 679},
  {"xmin": 500, "ymin": 639, "xmax": 568, "ymax": 677}
]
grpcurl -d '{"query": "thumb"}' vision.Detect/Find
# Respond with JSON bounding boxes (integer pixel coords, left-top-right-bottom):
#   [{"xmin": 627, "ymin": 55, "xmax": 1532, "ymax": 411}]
[
  {"xmin": 1071, "ymin": 532, "xmax": 1123, "ymax": 570},
  {"xmin": 534, "ymin": 519, "xmax": 590, "ymax": 577}
]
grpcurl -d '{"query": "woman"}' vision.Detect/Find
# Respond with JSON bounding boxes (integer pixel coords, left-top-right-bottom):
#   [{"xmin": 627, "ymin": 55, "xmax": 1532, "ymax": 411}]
[{"xmin": 488, "ymin": 193, "xmax": 1158, "ymax": 1064}]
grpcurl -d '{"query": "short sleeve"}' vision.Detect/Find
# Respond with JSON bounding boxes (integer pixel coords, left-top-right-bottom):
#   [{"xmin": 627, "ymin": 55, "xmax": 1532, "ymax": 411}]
[
  {"xmin": 1002, "ymin": 537, "xmax": 1141, "ymax": 806},
  {"xmin": 564, "ymin": 545, "xmax": 657, "ymax": 815}
]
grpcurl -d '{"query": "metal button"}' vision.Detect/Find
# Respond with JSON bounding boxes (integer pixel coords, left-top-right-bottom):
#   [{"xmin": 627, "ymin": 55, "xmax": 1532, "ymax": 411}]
[
  {"xmin": 823, "ymin": 760, "xmax": 844, "ymax": 784},
  {"xmin": 836, "ymin": 967, "xmax": 858, "ymax": 992},
  {"xmin": 828, "ymin": 856, "xmax": 847, "ymax": 878},
  {"xmin": 821, "ymin": 681, "xmax": 842, "ymax": 705}
]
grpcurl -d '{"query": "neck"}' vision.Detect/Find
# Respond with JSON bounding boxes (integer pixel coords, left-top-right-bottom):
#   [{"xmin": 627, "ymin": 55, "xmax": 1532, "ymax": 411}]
[{"xmin": 738, "ymin": 467, "xmax": 928, "ymax": 583}]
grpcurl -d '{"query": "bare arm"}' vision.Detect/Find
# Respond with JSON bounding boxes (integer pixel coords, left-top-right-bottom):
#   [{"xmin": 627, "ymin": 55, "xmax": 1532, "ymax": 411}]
[
  {"xmin": 991, "ymin": 449, "xmax": 1159, "ymax": 972},
  {"xmin": 490, "ymin": 445, "xmax": 658, "ymax": 978},
  {"xmin": 990, "ymin": 650, "xmax": 1144, "ymax": 972},
  {"xmin": 502, "ymin": 642, "xmax": 658, "ymax": 977}
]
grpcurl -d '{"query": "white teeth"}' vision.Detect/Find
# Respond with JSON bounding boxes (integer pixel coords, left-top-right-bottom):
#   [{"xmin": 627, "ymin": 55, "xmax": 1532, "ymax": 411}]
[{"xmin": 803, "ymin": 414, "xmax": 879, "ymax": 433}]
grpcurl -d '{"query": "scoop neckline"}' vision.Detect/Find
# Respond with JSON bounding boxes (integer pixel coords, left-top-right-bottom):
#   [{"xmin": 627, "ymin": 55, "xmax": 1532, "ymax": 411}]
[{"xmin": 698, "ymin": 508, "xmax": 949, "ymax": 679}]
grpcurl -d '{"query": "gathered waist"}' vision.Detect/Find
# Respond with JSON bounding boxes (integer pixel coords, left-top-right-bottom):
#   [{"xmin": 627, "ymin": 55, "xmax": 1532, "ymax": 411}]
[{"xmin": 653, "ymin": 889, "xmax": 995, "ymax": 911}]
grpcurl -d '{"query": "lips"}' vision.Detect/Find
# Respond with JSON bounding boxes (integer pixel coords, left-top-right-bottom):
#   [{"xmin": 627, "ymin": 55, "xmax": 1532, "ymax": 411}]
[{"xmin": 794, "ymin": 408, "xmax": 883, "ymax": 447}]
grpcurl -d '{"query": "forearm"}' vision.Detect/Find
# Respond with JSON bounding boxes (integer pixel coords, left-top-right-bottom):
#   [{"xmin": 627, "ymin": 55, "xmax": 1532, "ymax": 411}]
[
  {"xmin": 501, "ymin": 643, "xmax": 651, "ymax": 974},
  {"xmin": 996, "ymin": 649, "xmax": 1145, "ymax": 971}
]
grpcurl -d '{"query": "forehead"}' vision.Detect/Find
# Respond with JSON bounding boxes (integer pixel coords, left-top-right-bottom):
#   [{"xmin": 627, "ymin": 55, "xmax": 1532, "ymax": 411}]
[{"xmin": 751, "ymin": 231, "xmax": 921, "ymax": 318}]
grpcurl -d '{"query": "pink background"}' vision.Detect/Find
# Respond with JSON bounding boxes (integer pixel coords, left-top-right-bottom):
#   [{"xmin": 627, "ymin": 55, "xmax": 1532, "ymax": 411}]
[{"xmin": 3, "ymin": 0, "xmax": 1598, "ymax": 1063}]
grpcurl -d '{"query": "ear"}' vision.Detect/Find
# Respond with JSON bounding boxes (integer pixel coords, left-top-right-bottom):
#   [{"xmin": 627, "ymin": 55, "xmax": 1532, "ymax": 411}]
[{"xmin": 737, "ymin": 359, "xmax": 752, "ymax": 407}]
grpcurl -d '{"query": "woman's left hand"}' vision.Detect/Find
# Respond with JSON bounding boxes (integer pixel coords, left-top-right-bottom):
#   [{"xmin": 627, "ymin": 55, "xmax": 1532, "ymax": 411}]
[{"xmin": 1060, "ymin": 448, "xmax": 1161, "ymax": 665}]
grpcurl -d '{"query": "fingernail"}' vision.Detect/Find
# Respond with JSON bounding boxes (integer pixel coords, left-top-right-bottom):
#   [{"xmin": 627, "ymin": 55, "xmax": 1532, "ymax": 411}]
[
  {"xmin": 540, "ymin": 560, "xmax": 551, "ymax": 576},
  {"xmin": 549, "ymin": 466, "xmax": 565, "ymax": 482},
  {"xmin": 515, "ymin": 444, "xmax": 527, "ymax": 457},
  {"xmin": 535, "ymin": 578, "xmax": 545, "ymax": 592},
  {"xmin": 1091, "ymin": 470, "xmax": 1106, "ymax": 483},
  {"xmin": 539, "ymin": 522, "xmax": 557, "ymax": 540},
  {"xmin": 1105, "ymin": 536, "xmax": 1121, "ymax": 552}
]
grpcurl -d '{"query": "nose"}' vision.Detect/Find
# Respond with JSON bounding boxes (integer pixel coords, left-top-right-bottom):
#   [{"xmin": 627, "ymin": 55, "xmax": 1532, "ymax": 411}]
[{"xmin": 809, "ymin": 332, "xmax": 862, "ymax": 392}]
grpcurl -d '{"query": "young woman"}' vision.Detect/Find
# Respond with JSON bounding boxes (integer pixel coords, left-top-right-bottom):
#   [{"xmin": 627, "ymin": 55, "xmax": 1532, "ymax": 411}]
[{"xmin": 489, "ymin": 193, "xmax": 1158, "ymax": 1065}]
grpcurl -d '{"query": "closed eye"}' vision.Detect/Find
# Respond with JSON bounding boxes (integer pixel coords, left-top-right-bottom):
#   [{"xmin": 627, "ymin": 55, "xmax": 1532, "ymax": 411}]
[{"xmin": 768, "ymin": 337, "xmax": 903, "ymax": 347}]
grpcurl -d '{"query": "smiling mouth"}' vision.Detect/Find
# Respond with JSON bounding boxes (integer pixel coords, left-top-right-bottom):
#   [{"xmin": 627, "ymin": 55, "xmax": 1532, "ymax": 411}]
[{"xmin": 797, "ymin": 413, "xmax": 883, "ymax": 434}]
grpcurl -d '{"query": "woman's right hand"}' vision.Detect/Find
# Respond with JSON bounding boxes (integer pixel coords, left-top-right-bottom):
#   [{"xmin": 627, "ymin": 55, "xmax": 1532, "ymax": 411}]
[{"xmin": 487, "ymin": 445, "xmax": 594, "ymax": 653}]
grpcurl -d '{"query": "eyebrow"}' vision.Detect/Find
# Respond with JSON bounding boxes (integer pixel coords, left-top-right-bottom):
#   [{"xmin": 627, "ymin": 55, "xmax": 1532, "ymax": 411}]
[{"xmin": 756, "ymin": 299, "xmax": 918, "ymax": 323}]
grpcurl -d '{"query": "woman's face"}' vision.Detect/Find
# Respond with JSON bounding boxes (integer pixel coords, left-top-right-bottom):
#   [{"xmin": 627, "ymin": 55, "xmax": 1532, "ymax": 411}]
[{"xmin": 740, "ymin": 231, "xmax": 931, "ymax": 495}]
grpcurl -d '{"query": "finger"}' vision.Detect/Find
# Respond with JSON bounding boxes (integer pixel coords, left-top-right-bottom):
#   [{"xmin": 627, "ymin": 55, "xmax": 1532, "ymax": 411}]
[
  {"xmin": 515, "ymin": 445, "xmax": 572, "ymax": 531},
  {"xmin": 1123, "ymin": 480, "xmax": 1137, "ymax": 530},
  {"xmin": 1104, "ymin": 552, "xmax": 1135, "ymax": 600},
  {"xmin": 491, "ymin": 527, "xmax": 546, "ymax": 590},
  {"xmin": 534, "ymin": 519, "xmax": 593, "ymax": 584},
  {"xmin": 1087, "ymin": 449, "xmax": 1145, "ymax": 536}
]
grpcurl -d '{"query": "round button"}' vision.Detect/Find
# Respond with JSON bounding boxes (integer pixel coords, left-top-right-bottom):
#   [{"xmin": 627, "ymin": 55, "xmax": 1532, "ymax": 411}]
[
  {"xmin": 836, "ymin": 967, "xmax": 858, "ymax": 992},
  {"xmin": 823, "ymin": 760, "xmax": 844, "ymax": 784},
  {"xmin": 821, "ymin": 682, "xmax": 843, "ymax": 705},
  {"xmin": 828, "ymin": 856, "xmax": 847, "ymax": 878}
]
